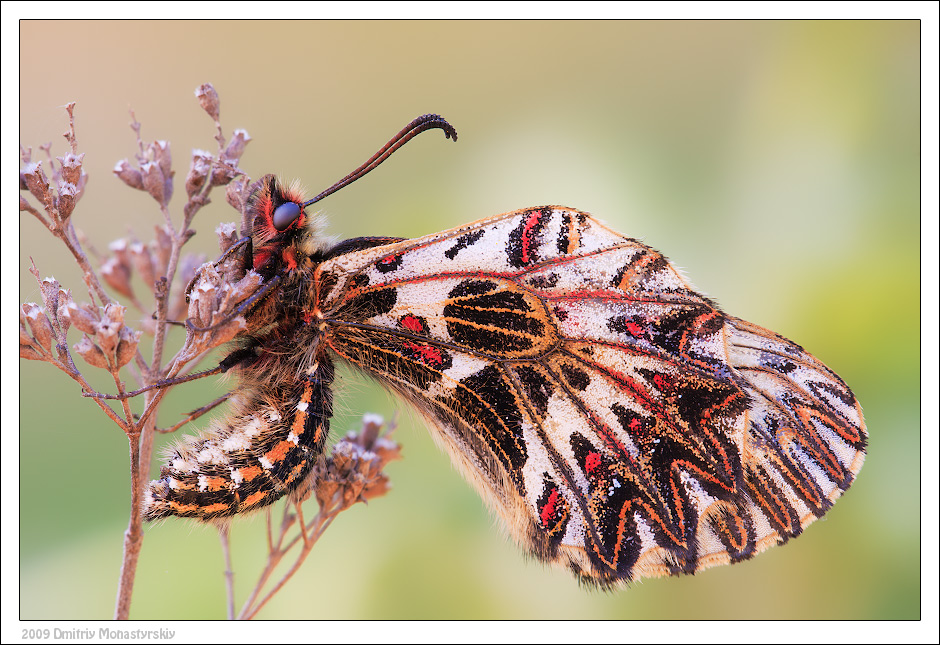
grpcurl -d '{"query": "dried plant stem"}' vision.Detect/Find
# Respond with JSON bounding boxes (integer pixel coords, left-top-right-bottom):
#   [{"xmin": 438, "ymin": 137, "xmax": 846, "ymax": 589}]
[
  {"xmin": 57, "ymin": 219, "xmax": 113, "ymax": 307},
  {"xmin": 114, "ymin": 391, "xmax": 163, "ymax": 619},
  {"xmin": 24, "ymin": 265, "xmax": 135, "ymax": 434},
  {"xmin": 236, "ymin": 502, "xmax": 338, "ymax": 620},
  {"xmin": 112, "ymin": 115, "xmax": 242, "ymax": 619},
  {"xmin": 236, "ymin": 507, "xmax": 291, "ymax": 618},
  {"xmin": 22, "ymin": 87, "xmax": 399, "ymax": 620},
  {"xmin": 115, "ymin": 428, "xmax": 143, "ymax": 620},
  {"xmin": 112, "ymin": 238, "xmax": 177, "ymax": 619},
  {"xmin": 219, "ymin": 525, "xmax": 236, "ymax": 620}
]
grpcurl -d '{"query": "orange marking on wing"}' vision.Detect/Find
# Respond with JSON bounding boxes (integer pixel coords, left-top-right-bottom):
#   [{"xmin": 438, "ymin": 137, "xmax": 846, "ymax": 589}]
[{"xmin": 614, "ymin": 253, "xmax": 658, "ymax": 291}]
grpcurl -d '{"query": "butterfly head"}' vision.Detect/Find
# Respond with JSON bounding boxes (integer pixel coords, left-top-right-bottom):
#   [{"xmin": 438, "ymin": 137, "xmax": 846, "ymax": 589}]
[{"xmin": 248, "ymin": 174, "xmax": 329, "ymax": 278}]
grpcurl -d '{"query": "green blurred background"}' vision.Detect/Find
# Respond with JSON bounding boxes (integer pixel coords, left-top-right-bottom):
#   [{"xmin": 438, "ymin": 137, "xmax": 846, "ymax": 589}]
[{"xmin": 19, "ymin": 20, "xmax": 919, "ymax": 620}]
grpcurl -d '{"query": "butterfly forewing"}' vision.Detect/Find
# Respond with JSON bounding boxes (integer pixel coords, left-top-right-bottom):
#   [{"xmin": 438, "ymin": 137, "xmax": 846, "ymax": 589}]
[{"xmin": 315, "ymin": 206, "xmax": 866, "ymax": 585}]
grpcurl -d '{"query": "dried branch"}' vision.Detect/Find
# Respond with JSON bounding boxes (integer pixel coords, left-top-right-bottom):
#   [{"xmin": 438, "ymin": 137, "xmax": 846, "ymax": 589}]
[
  {"xmin": 237, "ymin": 416, "xmax": 401, "ymax": 620},
  {"xmin": 20, "ymin": 85, "xmax": 254, "ymax": 620},
  {"xmin": 21, "ymin": 84, "xmax": 398, "ymax": 620}
]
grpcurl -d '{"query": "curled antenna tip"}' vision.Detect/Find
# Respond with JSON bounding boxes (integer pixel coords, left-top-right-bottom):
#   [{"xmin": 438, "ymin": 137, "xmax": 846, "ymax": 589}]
[{"xmin": 303, "ymin": 114, "xmax": 458, "ymax": 208}]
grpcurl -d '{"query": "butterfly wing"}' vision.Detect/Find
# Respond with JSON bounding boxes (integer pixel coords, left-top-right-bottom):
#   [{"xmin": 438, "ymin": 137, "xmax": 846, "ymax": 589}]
[{"xmin": 315, "ymin": 206, "xmax": 866, "ymax": 585}]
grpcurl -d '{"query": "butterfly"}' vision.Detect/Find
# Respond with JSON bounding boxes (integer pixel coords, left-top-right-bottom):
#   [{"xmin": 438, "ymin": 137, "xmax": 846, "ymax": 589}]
[{"xmin": 143, "ymin": 115, "xmax": 867, "ymax": 586}]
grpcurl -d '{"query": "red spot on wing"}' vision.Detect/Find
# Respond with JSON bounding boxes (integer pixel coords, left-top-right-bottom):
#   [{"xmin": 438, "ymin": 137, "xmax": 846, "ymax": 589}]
[
  {"xmin": 401, "ymin": 314, "xmax": 425, "ymax": 334},
  {"xmin": 404, "ymin": 340, "xmax": 444, "ymax": 366},
  {"xmin": 585, "ymin": 451, "xmax": 602, "ymax": 475},
  {"xmin": 653, "ymin": 373, "xmax": 675, "ymax": 393},
  {"xmin": 520, "ymin": 210, "xmax": 544, "ymax": 265},
  {"xmin": 540, "ymin": 487, "xmax": 561, "ymax": 527},
  {"xmin": 625, "ymin": 321, "xmax": 644, "ymax": 336}
]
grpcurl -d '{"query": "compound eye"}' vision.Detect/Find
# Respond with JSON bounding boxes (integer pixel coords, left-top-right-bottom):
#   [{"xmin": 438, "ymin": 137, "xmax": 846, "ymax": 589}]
[{"xmin": 272, "ymin": 201, "xmax": 302, "ymax": 231}]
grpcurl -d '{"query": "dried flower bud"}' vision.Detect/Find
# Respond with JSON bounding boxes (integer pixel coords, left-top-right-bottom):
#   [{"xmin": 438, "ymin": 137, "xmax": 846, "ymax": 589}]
[
  {"xmin": 330, "ymin": 443, "xmax": 354, "ymax": 473},
  {"xmin": 358, "ymin": 413, "xmax": 384, "ymax": 446},
  {"xmin": 230, "ymin": 271, "xmax": 263, "ymax": 302},
  {"xmin": 59, "ymin": 300, "xmax": 100, "ymax": 336},
  {"xmin": 102, "ymin": 302, "xmax": 126, "ymax": 326},
  {"xmin": 185, "ymin": 149, "xmax": 213, "ymax": 197},
  {"xmin": 315, "ymin": 480, "xmax": 340, "ymax": 507},
  {"xmin": 129, "ymin": 242, "xmax": 156, "ymax": 292},
  {"xmin": 20, "ymin": 344, "xmax": 44, "ymax": 361},
  {"xmin": 21, "ymin": 302, "xmax": 55, "ymax": 352},
  {"xmin": 96, "ymin": 304, "xmax": 126, "ymax": 356},
  {"xmin": 56, "ymin": 152, "xmax": 85, "ymax": 185},
  {"xmin": 148, "ymin": 141, "xmax": 175, "ymax": 204},
  {"xmin": 115, "ymin": 326, "xmax": 141, "ymax": 368},
  {"xmin": 223, "ymin": 129, "xmax": 251, "ymax": 162},
  {"xmin": 101, "ymin": 257, "xmax": 134, "ymax": 299},
  {"xmin": 314, "ymin": 415, "xmax": 400, "ymax": 512},
  {"xmin": 55, "ymin": 181, "xmax": 79, "ymax": 219},
  {"xmin": 21, "ymin": 161, "xmax": 53, "ymax": 206},
  {"xmin": 176, "ymin": 314, "xmax": 246, "ymax": 366},
  {"xmin": 225, "ymin": 175, "xmax": 251, "ymax": 214},
  {"xmin": 152, "ymin": 140, "xmax": 172, "ymax": 177},
  {"xmin": 114, "ymin": 159, "xmax": 144, "ymax": 190},
  {"xmin": 216, "ymin": 222, "xmax": 239, "ymax": 253},
  {"xmin": 140, "ymin": 160, "xmax": 166, "ymax": 205},
  {"xmin": 52, "ymin": 289, "xmax": 73, "ymax": 335},
  {"xmin": 206, "ymin": 317, "xmax": 248, "ymax": 349},
  {"xmin": 213, "ymin": 241, "xmax": 252, "ymax": 286},
  {"xmin": 109, "ymin": 238, "xmax": 131, "ymax": 265},
  {"xmin": 210, "ymin": 160, "xmax": 238, "ymax": 187},
  {"xmin": 20, "ymin": 316, "xmax": 35, "ymax": 346},
  {"xmin": 152, "ymin": 226, "xmax": 172, "ymax": 276},
  {"xmin": 356, "ymin": 415, "xmax": 401, "ymax": 469},
  {"xmin": 359, "ymin": 451, "xmax": 383, "ymax": 479},
  {"xmin": 189, "ymin": 271, "xmax": 221, "ymax": 330},
  {"xmin": 104, "ymin": 239, "xmax": 134, "ymax": 298},
  {"xmin": 39, "ymin": 277, "xmax": 61, "ymax": 319},
  {"xmin": 74, "ymin": 335, "xmax": 109, "ymax": 369},
  {"xmin": 195, "ymin": 83, "xmax": 220, "ymax": 120},
  {"xmin": 361, "ymin": 472, "xmax": 393, "ymax": 502},
  {"xmin": 173, "ymin": 250, "xmax": 259, "ymax": 364},
  {"xmin": 97, "ymin": 326, "xmax": 120, "ymax": 357}
]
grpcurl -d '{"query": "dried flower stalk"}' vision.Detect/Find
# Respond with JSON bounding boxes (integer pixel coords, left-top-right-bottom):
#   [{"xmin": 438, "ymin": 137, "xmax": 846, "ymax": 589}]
[{"xmin": 20, "ymin": 85, "xmax": 394, "ymax": 619}]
